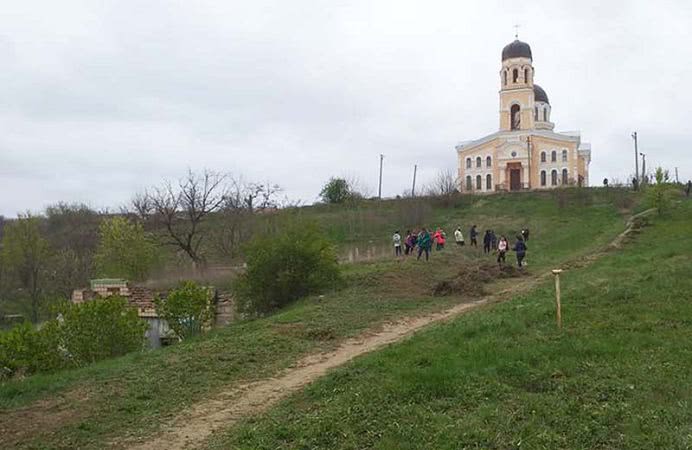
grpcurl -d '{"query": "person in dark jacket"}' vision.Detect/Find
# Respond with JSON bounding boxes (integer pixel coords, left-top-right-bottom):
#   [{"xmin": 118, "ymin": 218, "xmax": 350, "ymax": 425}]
[
  {"xmin": 417, "ymin": 228, "xmax": 432, "ymax": 261},
  {"xmin": 483, "ymin": 229, "xmax": 492, "ymax": 254},
  {"xmin": 513, "ymin": 236, "xmax": 527, "ymax": 267},
  {"xmin": 470, "ymin": 225, "xmax": 478, "ymax": 247},
  {"xmin": 490, "ymin": 230, "xmax": 498, "ymax": 250}
]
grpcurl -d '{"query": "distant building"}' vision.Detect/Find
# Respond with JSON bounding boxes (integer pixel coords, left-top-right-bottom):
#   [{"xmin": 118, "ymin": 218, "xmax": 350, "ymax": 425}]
[{"xmin": 456, "ymin": 38, "xmax": 591, "ymax": 193}]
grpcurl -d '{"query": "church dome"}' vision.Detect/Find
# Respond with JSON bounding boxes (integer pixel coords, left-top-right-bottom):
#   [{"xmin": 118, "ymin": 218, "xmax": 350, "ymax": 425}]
[
  {"xmin": 533, "ymin": 84, "xmax": 549, "ymax": 104},
  {"xmin": 502, "ymin": 39, "xmax": 532, "ymax": 61}
]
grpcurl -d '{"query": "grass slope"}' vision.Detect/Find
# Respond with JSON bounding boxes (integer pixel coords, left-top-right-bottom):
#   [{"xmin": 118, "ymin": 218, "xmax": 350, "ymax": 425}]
[
  {"xmin": 209, "ymin": 201, "xmax": 692, "ymax": 450},
  {"xmin": 0, "ymin": 191, "xmax": 629, "ymax": 449}
]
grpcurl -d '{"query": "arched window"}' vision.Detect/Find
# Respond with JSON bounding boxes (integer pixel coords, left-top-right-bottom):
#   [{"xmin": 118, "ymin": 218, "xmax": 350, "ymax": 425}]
[
  {"xmin": 524, "ymin": 68, "xmax": 529, "ymax": 83},
  {"xmin": 466, "ymin": 175, "xmax": 472, "ymax": 191},
  {"xmin": 503, "ymin": 71, "xmax": 507, "ymax": 86},
  {"xmin": 510, "ymin": 104, "xmax": 521, "ymax": 130},
  {"xmin": 551, "ymin": 170, "xmax": 558, "ymax": 186},
  {"xmin": 543, "ymin": 108, "xmax": 547, "ymax": 122},
  {"xmin": 476, "ymin": 156, "xmax": 482, "ymax": 168},
  {"xmin": 466, "ymin": 157, "xmax": 472, "ymax": 169},
  {"xmin": 551, "ymin": 150, "xmax": 557, "ymax": 162},
  {"xmin": 513, "ymin": 68, "xmax": 518, "ymax": 83},
  {"xmin": 540, "ymin": 170, "xmax": 547, "ymax": 186},
  {"xmin": 476, "ymin": 175, "xmax": 482, "ymax": 190},
  {"xmin": 535, "ymin": 107, "xmax": 538, "ymax": 121},
  {"xmin": 562, "ymin": 168, "xmax": 569, "ymax": 185},
  {"xmin": 540, "ymin": 151, "xmax": 546, "ymax": 163},
  {"xmin": 486, "ymin": 174, "xmax": 492, "ymax": 190},
  {"xmin": 486, "ymin": 156, "xmax": 492, "ymax": 168},
  {"xmin": 562, "ymin": 150, "xmax": 568, "ymax": 162}
]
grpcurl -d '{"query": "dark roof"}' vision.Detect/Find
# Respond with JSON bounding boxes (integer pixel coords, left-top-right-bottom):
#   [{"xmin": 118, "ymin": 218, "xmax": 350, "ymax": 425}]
[
  {"xmin": 502, "ymin": 40, "xmax": 532, "ymax": 61},
  {"xmin": 533, "ymin": 84, "xmax": 549, "ymax": 104}
]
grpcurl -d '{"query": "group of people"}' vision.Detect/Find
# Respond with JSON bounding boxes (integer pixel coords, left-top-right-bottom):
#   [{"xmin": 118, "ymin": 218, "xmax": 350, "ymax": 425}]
[
  {"xmin": 392, "ymin": 226, "xmax": 529, "ymax": 267},
  {"xmin": 392, "ymin": 228, "xmax": 448, "ymax": 261}
]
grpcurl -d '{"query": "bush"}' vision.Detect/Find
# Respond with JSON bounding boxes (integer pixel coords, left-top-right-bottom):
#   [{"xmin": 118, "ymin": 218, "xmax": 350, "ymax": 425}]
[
  {"xmin": 0, "ymin": 297, "xmax": 146, "ymax": 378},
  {"xmin": 155, "ymin": 281, "xmax": 213, "ymax": 340},
  {"xmin": 646, "ymin": 167, "xmax": 675, "ymax": 215},
  {"xmin": 234, "ymin": 221, "xmax": 341, "ymax": 315},
  {"xmin": 56, "ymin": 296, "xmax": 147, "ymax": 365}
]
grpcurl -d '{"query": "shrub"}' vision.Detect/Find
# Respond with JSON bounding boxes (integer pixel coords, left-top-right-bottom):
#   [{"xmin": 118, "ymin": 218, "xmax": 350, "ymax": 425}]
[
  {"xmin": 0, "ymin": 297, "xmax": 147, "ymax": 378},
  {"xmin": 234, "ymin": 221, "xmax": 341, "ymax": 315},
  {"xmin": 646, "ymin": 167, "xmax": 675, "ymax": 215},
  {"xmin": 155, "ymin": 281, "xmax": 213, "ymax": 340},
  {"xmin": 56, "ymin": 296, "xmax": 147, "ymax": 365},
  {"xmin": 0, "ymin": 322, "xmax": 62, "ymax": 378}
]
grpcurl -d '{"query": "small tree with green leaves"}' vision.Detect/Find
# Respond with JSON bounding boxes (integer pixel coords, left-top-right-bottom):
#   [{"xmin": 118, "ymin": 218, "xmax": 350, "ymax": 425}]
[
  {"xmin": 234, "ymin": 221, "xmax": 341, "ymax": 315},
  {"xmin": 94, "ymin": 217, "xmax": 159, "ymax": 281},
  {"xmin": 155, "ymin": 281, "xmax": 213, "ymax": 340},
  {"xmin": 319, "ymin": 178, "xmax": 355, "ymax": 204},
  {"xmin": 1, "ymin": 215, "xmax": 52, "ymax": 323},
  {"xmin": 646, "ymin": 167, "xmax": 674, "ymax": 215}
]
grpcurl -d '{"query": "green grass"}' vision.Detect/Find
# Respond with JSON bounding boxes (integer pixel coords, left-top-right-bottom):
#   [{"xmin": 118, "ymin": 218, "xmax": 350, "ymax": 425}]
[
  {"xmin": 208, "ymin": 201, "xmax": 692, "ymax": 450},
  {"xmin": 0, "ymin": 190, "xmax": 631, "ymax": 449}
]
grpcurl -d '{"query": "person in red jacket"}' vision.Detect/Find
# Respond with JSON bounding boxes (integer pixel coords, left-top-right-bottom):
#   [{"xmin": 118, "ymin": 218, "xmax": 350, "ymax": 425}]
[{"xmin": 434, "ymin": 228, "xmax": 446, "ymax": 251}]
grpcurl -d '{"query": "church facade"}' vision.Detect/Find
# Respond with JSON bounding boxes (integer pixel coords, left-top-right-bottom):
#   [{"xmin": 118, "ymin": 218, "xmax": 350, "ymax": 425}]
[{"xmin": 456, "ymin": 39, "xmax": 591, "ymax": 193}]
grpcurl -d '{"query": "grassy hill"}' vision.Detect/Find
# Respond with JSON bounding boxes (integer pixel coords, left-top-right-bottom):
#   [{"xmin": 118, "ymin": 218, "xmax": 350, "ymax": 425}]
[
  {"xmin": 209, "ymin": 200, "xmax": 692, "ymax": 449},
  {"xmin": 0, "ymin": 189, "xmax": 643, "ymax": 448}
]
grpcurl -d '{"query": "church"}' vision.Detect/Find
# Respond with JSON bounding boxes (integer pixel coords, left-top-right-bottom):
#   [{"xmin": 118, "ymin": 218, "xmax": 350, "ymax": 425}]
[{"xmin": 456, "ymin": 39, "xmax": 591, "ymax": 193}]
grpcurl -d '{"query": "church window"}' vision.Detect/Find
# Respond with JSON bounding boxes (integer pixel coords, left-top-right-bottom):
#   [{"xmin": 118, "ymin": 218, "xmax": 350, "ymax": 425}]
[
  {"xmin": 486, "ymin": 174, "xmax": 492, "ymax": 190},
  {"xmin": 510, "ymin": 104, "xmax": 521, "ymax": 130},
  {"xmin": 476, "ymin": 175, "xmax": 482, "ymax": 190},
  {"xmin": 551, "ymin": 169, "xmax": 558, "ymax": 186},
  {"xmin": 466, "ymin": 157, "xmax": 472, "ymax": 169},
  {"xmin": 540, "ymin": 151, "xmax": 546, "ymax": 163},
  {"xmin": 540, "ymin": 170, "xmax": 547, "ymax": 186},
  {"xmin": 486, "ymin": 156, "xmax": 492, "ymax": 168},
  {"xmin": 476, "ymin": 156, "xmax": 482, "ymax": 168},
  {"xmin": 466, "ymin": 176, "xmax": 472, "ymax": 191},
  {"xmin": 562, "ymin": 150, "xmax": 568, "ymax": 162},
  {"xmin": 535, "ymin": 107, "xmax": 538, "ymax": 121},
  {"xmin": 513, "ymin": 68, "xmax": 518, "ymax": 83},
  {"xmin": 562, "ymin": 169, "xmax": 569, "ymax": 185},
  {"xmin": 551, "ymin": 150, "xmax": 557, "ymax": 162},
  {"xmin": 503, "ymin": 71, "xmax": 507, "ymax": 86},
  {"xmin": 543, "ymin": 108, "xmax": 547, "ymax": 121},
  {"xmin": 524, "ymin": 68, "xmax": 529, "ymax": 83}
]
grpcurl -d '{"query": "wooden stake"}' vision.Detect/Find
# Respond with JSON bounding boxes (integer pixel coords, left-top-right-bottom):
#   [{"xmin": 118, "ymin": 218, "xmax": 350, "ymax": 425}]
[{"xmin": 552, "ymin": 269, "xmax": 563, "ymax": 328}]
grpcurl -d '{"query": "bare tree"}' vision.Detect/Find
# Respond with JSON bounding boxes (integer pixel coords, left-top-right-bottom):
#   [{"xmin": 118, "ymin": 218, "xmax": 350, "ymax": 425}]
[
  {"xmin": 217, "ymin": 179, "xmax": 283, "ymax": 258},
  {"xmin": 425, "ymin": 169, "xmax": 460, "ymax": 197},
  {"xmin": 140, "ymin": 170, "xmax": 227, "ymax": 269}
]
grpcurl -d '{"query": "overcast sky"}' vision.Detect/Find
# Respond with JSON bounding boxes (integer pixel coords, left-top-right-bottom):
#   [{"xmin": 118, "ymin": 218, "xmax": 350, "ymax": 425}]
[{"xmin": 1, "ymin": 0, "xmax": 691, "ymax": 216}]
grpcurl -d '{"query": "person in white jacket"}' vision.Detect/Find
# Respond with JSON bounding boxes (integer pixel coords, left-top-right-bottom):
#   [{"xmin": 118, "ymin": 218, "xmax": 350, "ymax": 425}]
[
  {"xmin": 497, "ymin": 236, "xmax": 508, "ymax": 266},
  {"xmin": 454, "ymin": 227, "xmax": 464, "ymax": 246},
  {"xmin": 392, "ymin": 230, "xmax": 402, "ymax": 257}
]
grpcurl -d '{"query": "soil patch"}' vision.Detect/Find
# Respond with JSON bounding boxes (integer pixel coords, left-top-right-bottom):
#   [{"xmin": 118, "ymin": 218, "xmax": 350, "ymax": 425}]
[
  {"xmin": 0, "ymin": 387, "xmax": 92, "ymax": 448},
  {"xmin": 432, "ymin": 263, "xmax": 526, "ymax": 297}
]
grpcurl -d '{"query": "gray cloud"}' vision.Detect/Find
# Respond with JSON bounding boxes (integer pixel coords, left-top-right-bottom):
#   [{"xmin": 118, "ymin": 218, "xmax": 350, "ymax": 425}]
[{"xmin": 1, "ymin": 0, "xmax": 691, "ymax": 215}]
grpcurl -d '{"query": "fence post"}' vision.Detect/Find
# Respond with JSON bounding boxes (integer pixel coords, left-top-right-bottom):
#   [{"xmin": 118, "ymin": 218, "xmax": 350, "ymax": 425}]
[{"xmin": 552, "ymin": 269, "xmax": 563, "ymax": 328}]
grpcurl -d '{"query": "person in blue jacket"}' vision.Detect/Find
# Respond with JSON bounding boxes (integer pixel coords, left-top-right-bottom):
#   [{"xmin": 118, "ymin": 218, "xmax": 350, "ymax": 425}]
[{"xmin": 513, "ymin": 235, "xmax": 527, "ymax": 267}]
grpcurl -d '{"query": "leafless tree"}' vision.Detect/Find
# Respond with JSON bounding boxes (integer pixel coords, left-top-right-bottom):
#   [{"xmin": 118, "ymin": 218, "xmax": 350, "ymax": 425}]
[
  {"xmin": 217, "ymin": 179, "xmax": 283, "ymax": 258},
  {"xmin": 140, "ymin": 169, "xmax": 227, "ymax": 269},
  {"xmin": 425, "ymin": 169, "xmax": 460, "ymax": 197}
]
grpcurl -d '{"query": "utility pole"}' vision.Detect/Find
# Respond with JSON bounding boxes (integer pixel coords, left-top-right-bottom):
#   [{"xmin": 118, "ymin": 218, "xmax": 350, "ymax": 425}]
[
  {"xmin": 632, "ymin": 132, "xmax": 639, "ymax": 189},
  {"xmin": 640, "ymin": 153, "xmax": 646, "ymax": 185},
  {"xmin": 378, "ymin": 154, "xmax": 384, "ymax": 200},
  {"xmin": 411, "ymin": 164, "xmax": 417, "ymax": 197}
]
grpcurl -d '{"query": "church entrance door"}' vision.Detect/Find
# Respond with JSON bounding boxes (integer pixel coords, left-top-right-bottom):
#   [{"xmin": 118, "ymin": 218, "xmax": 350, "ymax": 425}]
[{"xmin": 510, "ymin": 170, "xmax": 521, "ymax": 190}]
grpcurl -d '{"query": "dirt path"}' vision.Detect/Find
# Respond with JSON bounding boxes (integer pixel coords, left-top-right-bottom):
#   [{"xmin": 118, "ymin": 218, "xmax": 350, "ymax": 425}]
[{"xmin": 129, "ymin": 210, "xmax": 654, "ymax": 450}]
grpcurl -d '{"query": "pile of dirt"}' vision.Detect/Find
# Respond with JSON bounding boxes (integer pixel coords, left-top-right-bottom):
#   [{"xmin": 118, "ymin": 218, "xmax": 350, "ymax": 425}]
[{"xmin": 432, "ymin": 262, "xmax": 526, "ymax": 297}]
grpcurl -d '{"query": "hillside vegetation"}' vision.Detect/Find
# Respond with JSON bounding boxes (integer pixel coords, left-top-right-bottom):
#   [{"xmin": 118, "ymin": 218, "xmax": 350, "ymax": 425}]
[
  {"xmin": 210, "ymin": 201, "xmax": 692, "ymax": 450},
  {"xmin": 0, "ymin": 189, "xmax": 636, "ymax": 448}
]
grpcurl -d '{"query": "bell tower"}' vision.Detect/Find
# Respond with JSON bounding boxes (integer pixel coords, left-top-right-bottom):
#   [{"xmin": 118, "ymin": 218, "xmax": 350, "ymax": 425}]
[{"xmin": 499, "ymin": 38, "xmax": 535, "ymax": 132}]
